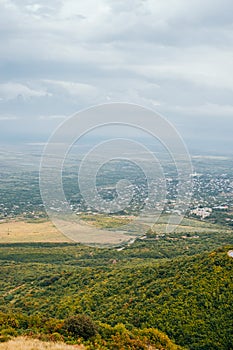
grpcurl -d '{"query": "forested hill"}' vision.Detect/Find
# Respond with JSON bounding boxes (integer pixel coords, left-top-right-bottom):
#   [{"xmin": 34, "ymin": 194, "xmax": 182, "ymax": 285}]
[{"xmin": 0, "ymin": 244, "xmax": 232, "ymax": 349}]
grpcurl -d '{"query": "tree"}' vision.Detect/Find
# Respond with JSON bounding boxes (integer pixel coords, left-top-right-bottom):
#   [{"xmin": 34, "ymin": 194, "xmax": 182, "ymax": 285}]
[{"xmin": 63, "ymin": 314, "xmax": 97, "ymax": 340}]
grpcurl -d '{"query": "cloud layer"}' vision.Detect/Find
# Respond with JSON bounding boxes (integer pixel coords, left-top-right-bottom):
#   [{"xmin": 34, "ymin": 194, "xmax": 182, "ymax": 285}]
[{"xmin": 0, "ymin": 0, "xmax": 233, "ymax": 152}]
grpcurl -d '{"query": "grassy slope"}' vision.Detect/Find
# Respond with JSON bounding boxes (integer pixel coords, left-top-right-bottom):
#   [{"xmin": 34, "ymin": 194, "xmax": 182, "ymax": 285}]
[{"xmin": 0, "ymin": 337, "xmax": 85, "ymax": 349}]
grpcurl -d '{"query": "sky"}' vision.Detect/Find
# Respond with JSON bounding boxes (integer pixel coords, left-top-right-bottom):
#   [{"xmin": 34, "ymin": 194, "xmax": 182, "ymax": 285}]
[{"xmin": 0, "ymin": 0, "xmax": 233, "ymax": 153}]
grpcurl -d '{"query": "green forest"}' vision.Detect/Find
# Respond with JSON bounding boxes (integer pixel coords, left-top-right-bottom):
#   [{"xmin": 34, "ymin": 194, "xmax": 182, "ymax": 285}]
[{"xmin": 0, "ymin": 242, "xmax": 232, "ymax": 349}]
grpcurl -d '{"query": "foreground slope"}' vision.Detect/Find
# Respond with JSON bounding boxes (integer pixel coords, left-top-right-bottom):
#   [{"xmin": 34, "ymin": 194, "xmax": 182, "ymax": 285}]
[
  {"xmin": 0, "ymin": 337, "xmax": 85, "ymax": 350},
  {"xmin": 0, "ymin": 243, "xmax": 232, "ymax": 349}
]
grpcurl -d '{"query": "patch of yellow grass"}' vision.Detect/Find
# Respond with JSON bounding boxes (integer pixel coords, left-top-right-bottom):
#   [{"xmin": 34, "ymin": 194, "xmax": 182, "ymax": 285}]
[
  {"xmin": 0, "ymin": 221, "xmax": 71, "ymax": 243},
  {"xmin": 0, "ymin": 337, "xmax": 85, "ymax": 350},
  {"xmin": 0, "ymin": 218, "xmax": 136, "ymax": 245}
]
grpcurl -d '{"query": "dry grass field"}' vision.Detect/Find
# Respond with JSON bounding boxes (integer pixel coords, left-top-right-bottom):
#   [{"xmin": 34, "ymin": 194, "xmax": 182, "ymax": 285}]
[
  {"xmin": 0, "ymin": 220, "xmax": 71, "ymax": 243},
  {"xmin": 0, "ymin": 215, "xmax": 230, "ymax": 244},
  {"xmin": 54, "ymin": 218, "xmax": 136, "ymax": 245},
  {"xmin": 0, "ymin": 218, "xmax": 136, "ymax": 245},
  {"xmin": 0, "ymin": 337, "xmax": 85, "ymax": 350}
]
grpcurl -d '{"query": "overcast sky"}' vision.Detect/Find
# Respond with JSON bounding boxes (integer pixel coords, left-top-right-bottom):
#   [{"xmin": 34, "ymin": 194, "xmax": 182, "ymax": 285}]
[{"xmin": 0, "ymin": 0, "xmax": 233, "ymax": 153}]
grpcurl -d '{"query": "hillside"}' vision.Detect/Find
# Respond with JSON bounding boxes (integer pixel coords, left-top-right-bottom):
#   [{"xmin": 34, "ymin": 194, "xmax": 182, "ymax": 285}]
[{"xmin": 0, "ymin": 243, "xmax": 232, "ymax": 349}]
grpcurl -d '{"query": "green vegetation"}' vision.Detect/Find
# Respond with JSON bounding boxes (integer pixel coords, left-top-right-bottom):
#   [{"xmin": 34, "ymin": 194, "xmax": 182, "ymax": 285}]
[
  {"xmin": 63, "ymin": 315, "xmax": 97, "ymax": 340},
  {"xmin": 1, "ymin": 157, "xmax": 233, "ymax": 349},
  {"xmin": 78, "ymin": 213, "xmax": 131, "ymax": 229},
  {"xmin": 0, "ymin": 243, "xmax": 232, "ymax": 349},
  {"xmin": 0, "ymin": 314, "xmax": 183, "ymax": 349}
]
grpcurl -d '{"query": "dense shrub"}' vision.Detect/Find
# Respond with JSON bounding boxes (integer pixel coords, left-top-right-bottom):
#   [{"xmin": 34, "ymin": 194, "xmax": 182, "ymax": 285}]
[{"xmin": 63, "ymin": 314, "xmax": 97, "ymax": 340}]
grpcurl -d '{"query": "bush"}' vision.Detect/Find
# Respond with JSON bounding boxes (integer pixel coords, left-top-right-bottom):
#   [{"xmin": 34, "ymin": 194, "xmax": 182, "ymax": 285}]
[
  {"xmin": 63, "ymin": 314, "xmax": 97, "ymax": 340},
  {"xmin": 49, "ymin": 332, "xmax": 64, "ymax": 342},
  {"xmin": 0, "ymin": 335, "xmax": 11, "ymax": 343},
  {"xmin": 0, "ymin": 327, "xmax": 17, "ymax": 337}
]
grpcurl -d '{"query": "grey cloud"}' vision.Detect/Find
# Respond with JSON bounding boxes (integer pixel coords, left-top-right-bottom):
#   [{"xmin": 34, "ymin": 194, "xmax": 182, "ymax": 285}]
[
  {"xmin": 0, "ymin": 0, "xmax": 232, "ymax": 151},
  {"xmin": 10, "ymin": 0, "xmax": 63, "ymax": 17}
]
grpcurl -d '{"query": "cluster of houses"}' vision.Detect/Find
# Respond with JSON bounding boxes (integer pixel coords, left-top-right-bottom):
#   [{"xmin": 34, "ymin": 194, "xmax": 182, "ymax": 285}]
[{"xmin": 190, "ymin": 207, "xmax": 212, "ymax": 219}]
